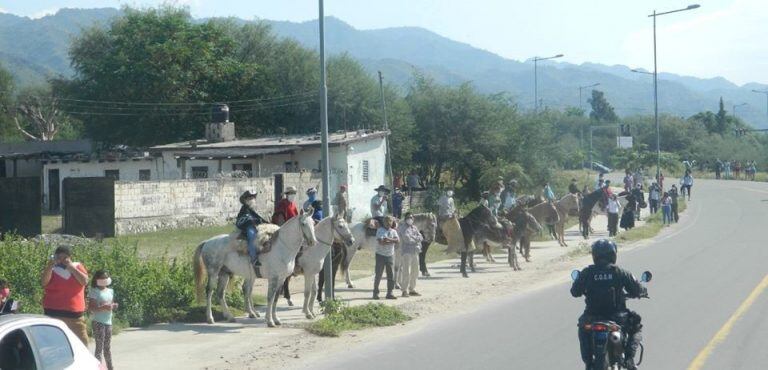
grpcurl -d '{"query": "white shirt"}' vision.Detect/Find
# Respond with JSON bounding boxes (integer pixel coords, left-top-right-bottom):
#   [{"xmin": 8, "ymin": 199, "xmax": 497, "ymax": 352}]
[
  {"xmin": 607, "ymin": 198, "xmax": 621, "ymax": 214},
  {"xmin": 375, "ymin": 227, "xmax": 399, "ymax": 256}
]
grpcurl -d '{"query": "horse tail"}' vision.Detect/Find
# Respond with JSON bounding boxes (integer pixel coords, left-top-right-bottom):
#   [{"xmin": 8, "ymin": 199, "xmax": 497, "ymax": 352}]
[{"xmin": 193, "ymin": 242, "xmax": 207, "ymax": 304}]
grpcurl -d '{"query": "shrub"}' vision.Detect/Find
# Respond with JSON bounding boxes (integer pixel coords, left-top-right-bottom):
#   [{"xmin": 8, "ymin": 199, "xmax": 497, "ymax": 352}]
[{"xmin": 306, "ymin": 303, "xmax": 410, "ymax": 337}]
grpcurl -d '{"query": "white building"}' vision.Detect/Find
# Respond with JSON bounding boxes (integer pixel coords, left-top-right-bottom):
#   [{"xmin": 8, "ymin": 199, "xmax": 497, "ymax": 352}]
[{"xmin": 39, "ymin": 117, "xmax": 388, "ymax": 221}]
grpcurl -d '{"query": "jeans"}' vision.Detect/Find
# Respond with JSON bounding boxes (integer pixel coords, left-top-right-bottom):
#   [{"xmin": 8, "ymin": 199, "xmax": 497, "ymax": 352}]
[
  {"xmin": 373, "ymin": 253, "xmax": 395, "ymax": 297},
  {"xmin": 662, "ymin": 205, "xmax": 672, "ymax": 224},
  {"xmin": 246, "ymin": 225, "xmax": 259, "ymax": 263},
  {"xmin": 671, "ymin": 203, "xmax": 679, "ymax": 222},
  {"xmin": 607, "ymin": 212, "xmax": 619, "ymax": 236},
  {"xmin": 649, "ymin": 199, "xmax": 658, "ymax": 214}
]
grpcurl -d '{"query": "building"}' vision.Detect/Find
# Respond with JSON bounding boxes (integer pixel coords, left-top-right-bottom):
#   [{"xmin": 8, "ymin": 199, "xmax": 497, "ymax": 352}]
[{"xmin": 39, "ymin": 108, "xmax": 388, "ymax": 222}]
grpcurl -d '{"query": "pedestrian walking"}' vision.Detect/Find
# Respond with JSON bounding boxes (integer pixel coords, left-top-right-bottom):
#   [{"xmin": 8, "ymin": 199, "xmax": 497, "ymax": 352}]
[
  {"xmin": 648, "ymin": 183, "xmax": 660, "ymax": 214},
  {"xmin": 392, "ymin": 188, "xmax": 405, "ymax": 219},
  {"xmin": 607, "ymin": 194, "xmax": 621, "ymax": 237},
  {"xmin": 623, "ymin": 170, "xmax": 634, "ymax": 192},
  {"xmin": 398, "ymin": 213, "xmax": 423, "ymax": 297},
  {"xmin": 680, "ymin": 171, "xmax": 693, "ymax": 201},
  {"xmin": 42, "ymin": 246, "xmax": 90, "ymax": 346},
  {"xmin": 715, "ymin": 159, "xmax": 722, "ymax": 179},
  {"xmin": 669, "ymin": 185, "xmax": 680, "ymax": 223},
  {"xmin": 661, "ymin": 192, "xmax": 673, "ymax": 226},
  {"xmin": 88, "ymin": 270, "xmax": 117, "ymax": 370},
  {"xmin": 373, "ymin": 216, "xmax": 399, "ymax": 300}
]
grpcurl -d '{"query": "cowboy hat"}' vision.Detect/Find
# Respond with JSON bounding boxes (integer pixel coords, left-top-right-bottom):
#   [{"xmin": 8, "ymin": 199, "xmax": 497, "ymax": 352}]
[
  {"xmin": 306, "ymin": 187, "xmax": 318, "ymax": 194},
  {"xmin": 239, "ymin": 190, "xmax": 257, "ymax": 204},
  {"xmin": 283, "ymin": 186, "xmax": 297, "ymax": 194},
  {"xmin": 374, "ymin": 185, "xmax": 391, "ymax": 193}
]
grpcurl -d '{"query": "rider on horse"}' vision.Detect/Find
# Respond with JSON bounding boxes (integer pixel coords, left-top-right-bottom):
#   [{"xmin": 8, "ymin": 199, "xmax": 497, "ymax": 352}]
[
  {"xmin": 273, "ymin": 186, "xmax": 298, "ymax": 225},
  {"xmin": 236, "ymin": 191, "xmax": 268, "ymax": 272}
]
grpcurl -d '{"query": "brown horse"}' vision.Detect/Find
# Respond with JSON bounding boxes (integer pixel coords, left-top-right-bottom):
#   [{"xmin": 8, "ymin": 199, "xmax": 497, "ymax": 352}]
[{"xmin": 552, "ymin": 193, "xmax": 580, "ymax": 247}]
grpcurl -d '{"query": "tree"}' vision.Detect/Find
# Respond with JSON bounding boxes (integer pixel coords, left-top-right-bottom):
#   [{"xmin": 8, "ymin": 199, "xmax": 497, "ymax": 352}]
[
  {"xmin": 12, "ymin": 87, "xmax": 82, "ymax": 141},
  {"xmin": 715, "ymin": 96, "xmax": 727, "ymax": 134},
  {"xmin": 588, "ymin": 89, "xmax": 618, "ymax": 122},
  {"xmin": 0, "ymin": 64, "xmax": 17, "ymax": 141}
]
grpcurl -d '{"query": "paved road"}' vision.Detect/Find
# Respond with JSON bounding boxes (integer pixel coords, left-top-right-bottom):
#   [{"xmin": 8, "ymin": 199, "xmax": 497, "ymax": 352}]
[{"xmin": 313, "ymin": 179, "xmax": 768, "ymax": 370}]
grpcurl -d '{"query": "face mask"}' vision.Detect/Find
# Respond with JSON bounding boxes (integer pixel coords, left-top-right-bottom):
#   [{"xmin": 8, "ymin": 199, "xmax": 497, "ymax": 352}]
[
  {"xmin": 287, "ymin": 194, "xmax": 296, "ymax": 202},
  {"xmin": 97, "ymin": 278, "xmax": 112, "ymax": 287},
  {"xmin": 0, "ymin": 288, "xmax": 9, "ymax": 299},
  {"xmin": 406, "ymin": 219, "xmax": 414, "ymax": 226},
  {"xmin": 308, "ymin": 194, "xmax": 316, "ymax": 201},
  {"xmin": 446, "ymin": 191, "xmax": 454, "ymax": 197},
  {"xmin": 378, "ymin": 191, "xmax": 385, "ymax": 197}
]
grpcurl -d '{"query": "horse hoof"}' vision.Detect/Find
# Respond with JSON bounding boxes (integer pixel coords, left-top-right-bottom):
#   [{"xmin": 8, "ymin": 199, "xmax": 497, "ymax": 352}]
[
  {"xmin": 347, "ymin": 284, "xmax": 355, "ymax": 289},
  {"xmin": 274, "ymin": 319, "xmax": 282, "ymax": 326},
  {"xmin": 228, "ymin": 317, "xmax": 237, "ymax": 323},
  {"xmin": 267, "ymin": 321, "xmax": 276, "ymax": 328},
  {"xmin": 287, "ymin": 300, "xmax": 294, "ymax": 307},
  {"xmin": 207, "ymin": 318, "xmax": 215, "ymax": 324},
  {"xmin": 306, "ymin": 314, "xmax": 314, "ymax": 320},
  {"xmin": 248, "ymin": 313, "xmax": 258, "ymax": 319}
]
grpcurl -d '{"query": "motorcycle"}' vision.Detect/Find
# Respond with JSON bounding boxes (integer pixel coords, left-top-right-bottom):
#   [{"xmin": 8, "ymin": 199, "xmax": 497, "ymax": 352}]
[{"xmin": 571, "ymin": 270, "xmax": 652, "ymax": 370}]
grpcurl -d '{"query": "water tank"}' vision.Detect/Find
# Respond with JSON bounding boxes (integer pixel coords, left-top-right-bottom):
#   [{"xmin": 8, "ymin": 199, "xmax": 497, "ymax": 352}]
[{"xmin": 211, "ymin": 104, "xmax": 229, "ymax": 123}]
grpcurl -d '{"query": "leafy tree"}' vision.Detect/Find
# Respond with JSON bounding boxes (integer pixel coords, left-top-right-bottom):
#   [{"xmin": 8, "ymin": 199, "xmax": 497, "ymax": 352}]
[
  {"xmin": 715, "ymin": 96, "xmax": 728, "ymax": 134},
  {"xmin": 0, "ymin": 64, "xmax": 18, "ymax": 142},
  {"xmin": 588, "ymin": 89, "xmax": 618, "ymax": 122}
]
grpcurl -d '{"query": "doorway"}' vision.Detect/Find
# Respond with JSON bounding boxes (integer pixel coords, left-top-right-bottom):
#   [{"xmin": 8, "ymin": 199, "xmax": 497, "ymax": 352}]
[{"xmin": 48, "ymin": 169, "xmax": 60, "ymax": 212}]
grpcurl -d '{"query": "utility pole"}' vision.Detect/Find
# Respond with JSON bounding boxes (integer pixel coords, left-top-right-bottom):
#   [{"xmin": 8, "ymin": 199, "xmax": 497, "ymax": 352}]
[
  {"xmin": 378, "ymin": 71, "xmax": 394, "ymax": 189},
  {"xmin": 532, "ymin": 54, "xmax": 564, "ymax": 113},
  {"xmin": 318, "ymin": 0, "xmax": 333, "ymax": 301},
  {"xmin": 751, "ymin": 89, "xmax": 768, "ymax": 124}
]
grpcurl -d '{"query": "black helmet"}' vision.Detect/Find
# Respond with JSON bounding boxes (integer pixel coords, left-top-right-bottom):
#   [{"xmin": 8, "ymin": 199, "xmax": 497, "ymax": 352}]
[{"xmin": 591, "ymin": 239, "xmax": 617, "ymax": 266}]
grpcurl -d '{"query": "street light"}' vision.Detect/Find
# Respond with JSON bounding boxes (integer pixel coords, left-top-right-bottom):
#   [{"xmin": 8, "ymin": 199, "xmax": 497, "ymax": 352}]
[
  {"xmin": 578, "ymin": 83, "xmax": 600, "ymax": 112},
  {"xmin": 533, "ymin": 53, "xmax": 564, "ymax": 112},
  {"xmin": 318, "ymin": 0, "xmax": 334, "ymax": 300},
  {"xmin": 751, "ymin": 89, "xmax": 768, "ymax": 124},
  {"xmin": 733, "ymin": 102, "xmax": 747, "ymax": 120},
  {"xmin": 648, "ymin": 4, "xmax": 700, "ymax": 181},
  {"xmin": 631, "ymin": 69, "xmax": 654, "ymax": 75}
]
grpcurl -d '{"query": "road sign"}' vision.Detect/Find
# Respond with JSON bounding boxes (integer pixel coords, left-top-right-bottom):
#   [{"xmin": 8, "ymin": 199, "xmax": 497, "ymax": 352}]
[{"xmin": 617, "ymin": 136, "xmax": 633, "ymax": 149}]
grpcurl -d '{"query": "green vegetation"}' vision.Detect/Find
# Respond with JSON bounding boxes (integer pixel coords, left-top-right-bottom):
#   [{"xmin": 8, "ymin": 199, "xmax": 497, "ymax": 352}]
[
  {"xmin": 306, "ymin": 300, "xmax": 410, "ymax": 337},
  {"xmin": 0, "ymin": 236, "xmax": 253, "ymax": 328}
]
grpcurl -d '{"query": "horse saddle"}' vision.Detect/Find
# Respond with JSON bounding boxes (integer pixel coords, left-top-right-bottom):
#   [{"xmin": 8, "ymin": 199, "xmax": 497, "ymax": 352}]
[
  {"xmin": 235, "ymin": 224, "xmax": 280, "ymax": 255},
  {"xmin": 364, "ymin": 218, "xmax": 397, "ymax": 237}
]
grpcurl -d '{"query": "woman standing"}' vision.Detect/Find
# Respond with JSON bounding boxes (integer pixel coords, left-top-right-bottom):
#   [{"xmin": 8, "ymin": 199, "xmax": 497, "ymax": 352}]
[
  {"xmin": 606, "ymin": 194, "xmax": 622, "ymax": 237},
  {"xmin": 661, "ymin": 192, "xmax": 673, "ymax": 226},
  {"xmin": 88, "ymin": 271, "xmax": 117, "ymax": 370}
]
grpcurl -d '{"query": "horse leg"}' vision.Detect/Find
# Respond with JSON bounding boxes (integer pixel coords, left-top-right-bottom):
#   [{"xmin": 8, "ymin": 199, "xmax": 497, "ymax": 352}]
[
  {"xmin": 459, "ymin": 252, "xmax": 469, "ymax": 278},
  {"xmin": 205, "ymin": 268, "xmax": 217, "ymax": 324},
  {"xmin": 242, "ymin": 276, "xmax": 259, "ymax": 319},
  {"xmin": 216, "ymin": 272, "xmax": 236, "ymax": 322},
  {"xmin": 344, "ymin": 245, "xmax": 357, "ymax": 289},
  {"xmin": 559, "ymin": 223, "xmax": 568, "ymax": 247},
  {"xmin": 304, "ymin": 274, "xmax": 315, "ymax": 319},
  {"xmin": 265, "ymin": 279, "xmax": 276, "ymax": 327},
  {"xmin": 469, "ymin": 252, "xmax": 476, "ymax": 272},
  {"xmin": 282, "ymin": 276, "xmax": 294, "ymax": 307},
  {"xmin": 271, "ymin": 277, "xmax": 282, "ymax": 326},
  {"xmin": 317, "ymin": 267, "xmax": 325, "ymax": 302},
  {"xmin": 419, "ymin": 241, "xmax": 431, "ymax": 277},
  {"xmin": 331, "ymin": 252, "xmax": 341, "ymax": 295}
]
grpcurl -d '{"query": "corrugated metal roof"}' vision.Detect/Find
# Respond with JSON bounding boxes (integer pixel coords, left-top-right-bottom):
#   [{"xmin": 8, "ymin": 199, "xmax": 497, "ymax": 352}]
[
  {"xmin": 152, "ymin": 130, "xmax": 388, "ymax": 151},
  {"xmin": 173, "ymin": 146, "xmax": 300, "ymax": 159}
]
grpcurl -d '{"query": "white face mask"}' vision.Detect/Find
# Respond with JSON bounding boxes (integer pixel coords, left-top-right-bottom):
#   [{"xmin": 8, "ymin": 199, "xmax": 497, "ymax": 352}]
[
  {"xmin": 406, "ymin": 219, "xmax": 414, "ymax": 226},
  {"xmin": 446, "ymin": 191, "xmax": 454, "ymax": 197},
  {"xmin": 378, "ymin": 191, "xmax": 385, "ymax": 197},
  {"xmin": 287, "ymin": 194, "xmax": 296, "ymax": 202},
  {"xmin": 96, "ymin": 278, "xmax": 112, "ymax": 287}
]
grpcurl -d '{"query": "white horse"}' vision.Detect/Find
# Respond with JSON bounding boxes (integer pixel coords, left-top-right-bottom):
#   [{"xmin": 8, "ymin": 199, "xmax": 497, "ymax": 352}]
[
  {"xmin": 292, "ymin": 215, "xmax": 355, "ymax": 319},
  {"xmin": 342, "ymin": 213, "xmax": 437, "ymax": 289},
  {"xmin": 193, "ymin": 212, "xmax": 316, "ymax": 327}
]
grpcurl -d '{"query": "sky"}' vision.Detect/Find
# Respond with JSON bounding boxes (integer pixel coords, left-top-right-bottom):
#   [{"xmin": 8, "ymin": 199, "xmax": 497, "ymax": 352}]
[{"xmin": 1, "ymin": 0, "xmax": 766, "ymax": 85}]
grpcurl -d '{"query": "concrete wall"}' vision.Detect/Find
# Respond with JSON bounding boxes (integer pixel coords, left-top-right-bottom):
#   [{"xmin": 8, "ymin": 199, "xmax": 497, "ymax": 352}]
[
  {"xmin": 113, "ymin": 172, "xmax": 321, "ymax": 235},
  {"xmin": 344, "ymin": 136, "xmax": 387, "ymax": 221},
  {"xmin": 1, "ymin": 158, "xmax": 42, "ymax": 178}
]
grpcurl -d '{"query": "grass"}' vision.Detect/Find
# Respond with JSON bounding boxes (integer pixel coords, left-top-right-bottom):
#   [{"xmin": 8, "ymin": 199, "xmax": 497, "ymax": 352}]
[
  {"xmin": 306, "ymin": 301, "xmax": 410, "ymax": 337},
  {"xmin": 616, "ymin": 198, "xmax": 687, "ymax": 243},
  {"xmin": 42, "ymin": 215, "xmax": 62, "ymax": 234},
  {"xmin": 109, "ymin": 224, "xmax": 232, "ymax": 258}
]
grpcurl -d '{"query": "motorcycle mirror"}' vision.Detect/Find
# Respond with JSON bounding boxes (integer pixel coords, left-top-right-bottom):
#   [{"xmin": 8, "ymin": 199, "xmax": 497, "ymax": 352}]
[
  {"xmin": 571, "ymin": 270, "xmax": 580, "ymax": 281},
  {"xmin": 640, "ymin": 271, "xmax": 652, "ymax": 283}
]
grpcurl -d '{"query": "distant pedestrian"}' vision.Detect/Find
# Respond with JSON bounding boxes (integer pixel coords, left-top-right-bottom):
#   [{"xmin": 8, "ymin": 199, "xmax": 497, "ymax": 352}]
[
  {"xmin": 479, "ymin": 191, "xmax": 490, "ymax": 208},
  {"xmin": 398, "ymin": 213, "xmax": 423, "ymax": 297},
  {"xmin": 373, "ymin": 217, "xmax": 399, "ymax": 300},
  {"xmin": 648, "ymin": 183, "xmax": 660, "ymax": 214},
  {"xmin": 680, "ymin": 171, "xmax": 693, "ymax": 201},
  {"xmin": 607, "ymin": 194, "xmax": 622, "ymax": 237},
  {"xmin": 0, "ymin": 279, "xmax": 18, "ymax": 315},
  {"xmin": 501, "ymin": 180, "xmax": 519, "ymax": 211},
  {"xmin": 568, "ymin": 178, "xmax": 580, "ymax": 195},
  {"xmin": 623, "ymin": 170, "xmax": 634, "ymax": 192},
  {"xmin": 42, "ymin": 246, "xmax": 89, "ymax": 345},
  {"xmin": 332, "ymin": 184, "xmax": 349, "ymax": 221},
  {"xmin": 715, "ymin": 159, "xmax": 722, "ymax": 179},
  {"xmin": 669, "ymin": 185, "xmax": 680, "ymax": 223},
  {"xmin": 661, "ymin": 192, "xmax": 672, "ymax": 226},
  {"xmin": 88, "ymin": 270, "xmax": 117, "ymax": 370},
  {"xmin": 543, "ymin": 182, "xmax": 556, "ymax": 203},
  {"xmin": 392, "ymin": 188, "xmax": 405, "ymax": 219},
  {"xmin": 371, "ymin": 185, "xmax": 390, "ymax": 225}
]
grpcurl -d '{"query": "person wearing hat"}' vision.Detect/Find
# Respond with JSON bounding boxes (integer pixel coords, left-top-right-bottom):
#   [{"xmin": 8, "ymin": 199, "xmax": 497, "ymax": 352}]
[
  {"xmin": 332, "ymin": 184, "xmax": 349, "ymax": 221},
  {"xmin": 437, "ymin": 188, "xmax": 456, "ymax": 223},
  {"xmin": 501, "ymin": 179, "xmax": 518, "ymax": 212},
  {"xmin": 569, "ymin": 178, "xmax": 580, "ymax": 195},
  {"xmin": 303, "ymin": 187, "xmax": 323, "ymax": 222},
  {"xmin": 273, "ymin": 186, "xmax": 299, "ymax": 225},
  {"xmin": 236, "ymin": 191, "xmax": 267, "ymax": 272},
  {"xmin": 371, "ymin": 185, "xmax": 390, "ymax": 225},
  {"xmin": 479, "ymin": 191, "xmax": 490, "ymax": 208},
  {"xmin": 392, "ymin": 188, "xmax": 405, "ymax": 219}
]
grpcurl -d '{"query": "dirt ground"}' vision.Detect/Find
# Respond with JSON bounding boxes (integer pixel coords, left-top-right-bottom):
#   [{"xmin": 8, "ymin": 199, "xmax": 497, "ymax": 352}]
[{"xmin": 106, "ymin": 213, "xmax": 651, "ymax": 369}]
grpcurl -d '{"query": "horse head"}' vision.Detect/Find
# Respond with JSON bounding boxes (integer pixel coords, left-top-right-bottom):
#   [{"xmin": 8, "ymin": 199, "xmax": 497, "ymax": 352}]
[
  {"xmin": 415, "ymin": 213, "xmax": 438, "ymax": 243},
  {"xmin": 331, "ymin": 214, "xmax": 355, "ymax": 247},
  {"xmin": 524, "ymin": 210, "xmax": 543, "ymax": 233},
  {"xmin": 299, "ymin": 212, "xmax": 317, "ymax": 247}
]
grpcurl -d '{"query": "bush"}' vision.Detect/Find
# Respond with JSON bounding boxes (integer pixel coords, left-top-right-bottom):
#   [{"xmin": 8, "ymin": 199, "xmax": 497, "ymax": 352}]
[
  {"xmin": 0, "ymin": 236, "xmax": 195, "ymax": 327},
  {"xmin": 307, "ymin": 303, "xmax": 410, "ymax": 337}
]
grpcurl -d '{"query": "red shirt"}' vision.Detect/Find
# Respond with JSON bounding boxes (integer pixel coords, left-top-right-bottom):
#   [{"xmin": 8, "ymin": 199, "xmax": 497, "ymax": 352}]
[
  {"xmin": 272, "ymin": 199, "xmax": 298, "ymax": 225},
  {"xmin": 43, "ymin": 263, "xmax": 88, "ymax": 314}
]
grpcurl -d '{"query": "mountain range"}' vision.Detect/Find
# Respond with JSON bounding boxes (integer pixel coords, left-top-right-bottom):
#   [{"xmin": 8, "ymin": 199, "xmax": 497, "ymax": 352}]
[{"xmin": 2, "ymin": 8, "xmax": 767, "ymax": 127}]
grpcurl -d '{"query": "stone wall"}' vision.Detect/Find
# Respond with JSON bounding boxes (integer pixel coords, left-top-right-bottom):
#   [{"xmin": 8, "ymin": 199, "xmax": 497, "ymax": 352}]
[{"xmin": 113, "ymin": 172, "xmax": 321, "ymax": 235}]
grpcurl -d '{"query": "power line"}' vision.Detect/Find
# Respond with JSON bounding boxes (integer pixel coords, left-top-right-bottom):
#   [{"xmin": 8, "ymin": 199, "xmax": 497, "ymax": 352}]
[
  {"xmin": 56, "ymin": 98, "xmax": 317, "ymax": 117},
  {"xmin": 36, "ymin": 90, "xmax": 318, "ymax": 107}
]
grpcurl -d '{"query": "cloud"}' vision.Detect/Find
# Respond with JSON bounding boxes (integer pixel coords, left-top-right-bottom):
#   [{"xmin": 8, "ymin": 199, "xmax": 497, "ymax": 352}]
[
  {"xmin": 0, "ymin": 7, "xmax": 6, "ymax": 14},
  {"xmin": 30, "ymin": 7, "xmax": 59, "ymax": 19}
]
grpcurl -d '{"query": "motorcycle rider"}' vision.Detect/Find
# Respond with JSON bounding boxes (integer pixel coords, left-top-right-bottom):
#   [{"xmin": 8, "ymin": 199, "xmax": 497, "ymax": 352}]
[{"xmin": 571, "ymin": 239, "xmax": 646, "ymax": 370}]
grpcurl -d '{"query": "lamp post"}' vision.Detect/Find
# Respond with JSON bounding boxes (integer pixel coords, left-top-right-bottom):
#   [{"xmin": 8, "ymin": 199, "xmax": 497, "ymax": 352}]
[
  {"xmin": 648, "ymin": 4, "xmax": 700, "ymax": 180},
  {"xmin": 733, "ymin": 102, "xmax": 747, "ymax": 120},
  {"xmin": 533, "ymin": 54, "xmax": 564, "ymax": 112},
  {"xmin": 751, "ymin": 89, "xmax": 768, "ymax": 124},
  {"xmin": 318, "ymin": 0, "xmax": 334, "ymax": 301}
]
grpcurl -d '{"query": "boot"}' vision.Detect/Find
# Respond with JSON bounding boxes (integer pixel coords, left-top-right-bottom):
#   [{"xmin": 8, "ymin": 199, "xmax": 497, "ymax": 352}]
[{"xmin": 252, "ymin": 257, "xmax": 262, "ymax": 278}]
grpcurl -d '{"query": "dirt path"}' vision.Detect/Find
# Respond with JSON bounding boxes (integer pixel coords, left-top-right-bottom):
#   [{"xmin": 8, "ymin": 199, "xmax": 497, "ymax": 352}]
[{"xmin": 108, "ymin": 213, "xmax": 649, "ymax": 369}]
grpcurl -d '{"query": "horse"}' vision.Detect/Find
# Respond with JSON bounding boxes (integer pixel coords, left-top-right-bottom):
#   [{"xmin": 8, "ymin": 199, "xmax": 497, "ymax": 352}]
[
  {"xmin": 502, "ymin": 205, "xmax": 543, "ymax": 262},
  {"xmin": 280, "ymin": 215, "xmax": 355, "ymax": 318},
  {"xmin": 458, "ymin": 205, "xmax": 503, "ymax": 277},
  {"xmin": 528, "ymin": 201, "xmax": 562, "ymax": 243},
  {"xmin": 552, "ymin": 193, "xmax": 580, "ymax": 247},
  {"xmin": 193, "ymin": 212, "xmax": 316, "ymax": 327},
  {"xmin": 341, "ymin": 213, "xmax": 437, "ymax": 290},
  {"xmin": 579, "ymin": 189, "xmax": 606, "ymax": 239}
]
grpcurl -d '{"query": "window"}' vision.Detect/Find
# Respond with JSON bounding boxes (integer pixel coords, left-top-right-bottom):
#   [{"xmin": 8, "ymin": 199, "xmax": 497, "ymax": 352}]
[
  {"xmin": 28, "ymin": 325, "xmax": 74, "ymax": 369},
  {"xmin": 362, "ymin": 160, "xmax": 370, "ymax": 182},
  {"xmin": 283, "ymin": 161, "xmax": 298, "ymax": 173},
  {"xmin": 191, "ymin": 166, "xmax": 209, "ymax": 179},
  {"xmin": 104, "ymin": 170, "xmax": 120, "ymax": 180},
  {"xmin": 0, "ymin": 160, "xmax": 6, "ymax": 178},
  {"xmin": 139, "ymin": 169, "xmax": 151, "ymax": 181},
  {"xmin": 232, "ymin": 163, "xmax": 253, "ymax": 177},
  {"xmin": 0, "ymin": 329, "xmax": 36, "ymax": 369}
]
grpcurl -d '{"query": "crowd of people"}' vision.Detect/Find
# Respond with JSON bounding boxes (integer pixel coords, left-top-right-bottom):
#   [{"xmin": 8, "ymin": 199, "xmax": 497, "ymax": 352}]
[{"xmin": 710, "ymin": 159, "xmax": 759, "ymax": 181}]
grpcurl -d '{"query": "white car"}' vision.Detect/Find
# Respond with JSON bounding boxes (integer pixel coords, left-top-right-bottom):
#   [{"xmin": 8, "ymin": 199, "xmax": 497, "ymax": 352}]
[{"xmin": 0, "ymin": 314, "xmax": 102, "ymax": 370}]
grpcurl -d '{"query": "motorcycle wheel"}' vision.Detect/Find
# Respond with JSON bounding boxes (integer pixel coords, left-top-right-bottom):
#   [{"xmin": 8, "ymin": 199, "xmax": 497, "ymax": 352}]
[{"xmin": 593, "ymin": 352, "xmax": 611, "ymax": 370}]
